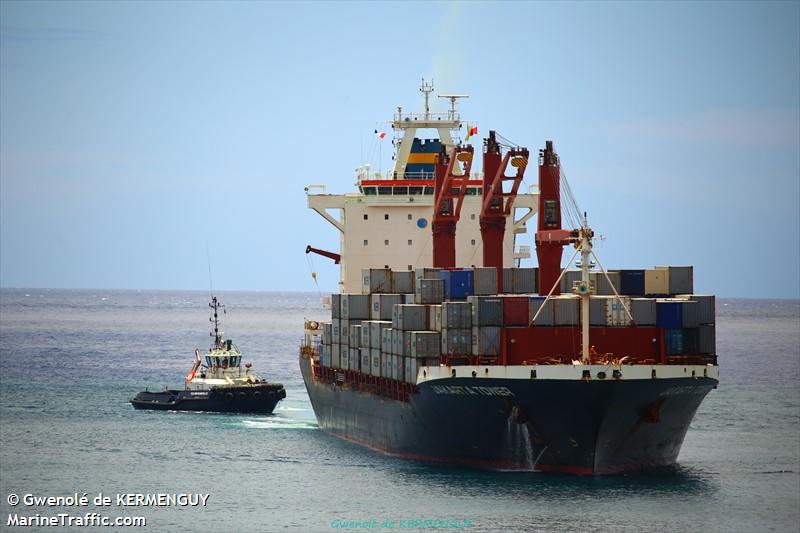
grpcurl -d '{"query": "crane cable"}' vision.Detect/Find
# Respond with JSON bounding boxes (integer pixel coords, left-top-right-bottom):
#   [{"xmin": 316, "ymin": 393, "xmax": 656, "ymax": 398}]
[{"xmin": 305, "ymin": 253, "xmax": 323, "ymax": 299}]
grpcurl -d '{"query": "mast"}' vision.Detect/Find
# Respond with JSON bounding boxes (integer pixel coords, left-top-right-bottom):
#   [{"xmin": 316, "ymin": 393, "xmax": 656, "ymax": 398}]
[{"xmin": 209, "ymin": 296, "xmax": 224, "ymax": 349}]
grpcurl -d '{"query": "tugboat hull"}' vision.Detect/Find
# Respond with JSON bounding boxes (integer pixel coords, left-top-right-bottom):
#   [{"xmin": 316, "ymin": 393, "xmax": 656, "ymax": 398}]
[{"xmin": 131, "ymin": 384, "xmax": 285, "ymax": 414}]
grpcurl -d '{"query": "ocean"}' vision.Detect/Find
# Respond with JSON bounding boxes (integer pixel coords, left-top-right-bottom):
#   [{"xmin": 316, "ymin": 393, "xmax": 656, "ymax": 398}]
[{"xmin": 0, "ymin": 289, "xmax": 798, "ymax": 532}]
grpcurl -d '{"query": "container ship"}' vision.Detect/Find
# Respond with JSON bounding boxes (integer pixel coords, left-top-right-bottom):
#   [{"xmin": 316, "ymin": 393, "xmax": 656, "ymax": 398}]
[{"xmin": 299, "ymin": 81, "xmax": 718, "ymax": 475}]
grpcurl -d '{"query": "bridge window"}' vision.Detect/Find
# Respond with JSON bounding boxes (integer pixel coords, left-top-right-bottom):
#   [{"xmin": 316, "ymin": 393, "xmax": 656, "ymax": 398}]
[
  {"xmin": 378, "ymin": 186, "xmax": 392, "ymax": 195},
  {"xmin": 394, "ymin": 187, "xmax": 408, "ymax": 195},
  {"xmin": 409, "ymin": 187, "xmax": 423, "ymax": 195},
  {"xmin": 424, "ymin": 187, "xmax": 434, "ymax": 195},
  {"xmin": 363, "ymin": 187, "xmax": 377, "ymax": 195}
]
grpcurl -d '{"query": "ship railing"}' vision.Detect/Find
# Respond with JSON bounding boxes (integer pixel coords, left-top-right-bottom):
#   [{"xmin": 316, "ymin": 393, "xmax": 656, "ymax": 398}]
[{"xmin": 393, "ymin": 111, "xmax": 460, "ymax": 123}]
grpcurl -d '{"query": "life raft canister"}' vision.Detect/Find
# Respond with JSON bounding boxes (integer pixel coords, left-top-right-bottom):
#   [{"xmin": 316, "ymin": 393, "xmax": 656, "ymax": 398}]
[{"xmin": 186, "ymin": 369, "xmax": 196, "ymax": 382}]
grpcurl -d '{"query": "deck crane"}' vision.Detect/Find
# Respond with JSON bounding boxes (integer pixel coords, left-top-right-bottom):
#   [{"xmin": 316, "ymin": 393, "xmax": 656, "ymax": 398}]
[
  {"xmin": 479, "ymin": 131, "xmax": 530, "ymax": 291},
  {"xmin": 431, "ymin": 145, "xmax": 474, "ymax": 268},
  {"xmin": 305, "ymin": 245, "xmax": 341, "ymax": 264},
  {"xmin": 535, "ymin": 140, "xmax": 579, "ymax": 295}
]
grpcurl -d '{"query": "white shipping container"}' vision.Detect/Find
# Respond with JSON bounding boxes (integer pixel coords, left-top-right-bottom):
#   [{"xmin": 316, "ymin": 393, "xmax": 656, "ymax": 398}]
[
  {"xmin": 349, "ymin": 347, "xmax": 359, "ymax": 371},
  {"xmin": 349, "ymin": 325, "xmax": 361, "ymax": 348},
  {"xmin": 370, "ymin": 348, "xmax": 381, "ymax": 377},
  {"xmin": 371, "ymin": 293, "xmax": 404, "ymax": 321},
  {"xmin": 332, "ymin": 319, "xmax": 341, "ymax": 344},
  {"xmin": 342, "ymin": 294, "xmax": 371, "ymax": 320},
  {"xmin": 392, "ymin": 304, "xmax": 428, "ymax": 331},
  {"xmin": 392, "ymin": 270, "xmax": 415, "ymax": 294},
  {"xmin": 362, "ymin": 268, "xmax": 392, "ymax": 294},
  {"xmin": 428, "ymin": 305, "xmax": 443, "ymax": 332},
  {"xmin": 331, "ymin": 344, "xmax": 341, "ymax": 369},
  {"xmin": 405, "ymin": 357, "xmax": 419, "ymax": 384},
  {"xmin": 371, "ymin": 321, "xmax": 392, "ymax": 349},
  {"xmin": 360, "ymin": 348, "xmax": 370, "ymax": 372}
]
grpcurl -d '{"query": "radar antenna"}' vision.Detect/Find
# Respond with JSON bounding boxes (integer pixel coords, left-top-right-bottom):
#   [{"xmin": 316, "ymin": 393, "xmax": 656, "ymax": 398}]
[
  {"xmin": 420, "ymin": 78, "xmax": 434, "ymax": 119},
  {"xmin": 438, "ymin": 94, "xmax": 469, "ymax": 121}
]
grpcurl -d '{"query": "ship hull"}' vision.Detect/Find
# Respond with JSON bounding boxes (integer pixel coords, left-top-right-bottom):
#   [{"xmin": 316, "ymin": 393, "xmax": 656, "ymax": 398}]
[
  {"xmin": 130, "ymin": 384, "xmax": 286, "ymax": 414},
  {"xmin": 300, "ymin": 356, "xmax": 716, "ymax": 474}
]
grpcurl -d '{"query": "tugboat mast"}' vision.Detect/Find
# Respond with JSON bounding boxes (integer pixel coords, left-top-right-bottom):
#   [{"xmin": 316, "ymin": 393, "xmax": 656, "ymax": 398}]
[{"xmin": 209, "ymin": 296, "xmax": 224, "ymax": 348}]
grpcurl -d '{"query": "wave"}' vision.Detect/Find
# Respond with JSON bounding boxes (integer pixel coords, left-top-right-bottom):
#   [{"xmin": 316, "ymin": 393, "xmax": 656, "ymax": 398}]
[{"xmin": 241, "ymin": 418, "xmax": 317, "ymax": 430}]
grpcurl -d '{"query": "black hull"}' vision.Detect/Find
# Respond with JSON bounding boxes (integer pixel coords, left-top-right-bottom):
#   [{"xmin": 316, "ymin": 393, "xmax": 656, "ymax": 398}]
[
  {"xmin": 300, "ymin": 357, "xmax": 716, "ymax": 475},
  {"xmin": 131, "ymin": 384, "xmax": 285, "ymax": 414}
]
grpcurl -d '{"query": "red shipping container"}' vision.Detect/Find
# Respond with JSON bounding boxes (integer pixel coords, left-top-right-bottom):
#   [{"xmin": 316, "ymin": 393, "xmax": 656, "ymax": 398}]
[
  {"xmin": 503, "ymin": 326, "xmax": 659, "ymax": 365},
  {"xmin": 502, "ymin": 296, "xmax": 529, "ymax": 326}
]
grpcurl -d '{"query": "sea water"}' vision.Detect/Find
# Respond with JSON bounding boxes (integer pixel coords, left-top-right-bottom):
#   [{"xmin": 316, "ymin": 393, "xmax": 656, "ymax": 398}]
[{"xmin": 1, "ymin": 289, "xmax": 797, "ymax": 532}]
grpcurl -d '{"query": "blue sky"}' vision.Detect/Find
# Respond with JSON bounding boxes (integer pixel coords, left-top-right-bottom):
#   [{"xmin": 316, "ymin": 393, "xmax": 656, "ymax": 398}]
[{"xmin": 1, "ymin": 1, "xmax": 798, "ymax": 297}]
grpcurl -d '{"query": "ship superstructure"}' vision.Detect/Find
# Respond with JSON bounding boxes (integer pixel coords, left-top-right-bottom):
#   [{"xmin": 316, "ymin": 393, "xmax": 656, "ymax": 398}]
[
  {"xmin": 300, "ymin": 82, "xmax": 718, "ymax": 475},
  {"xmin": 306, "ymin": 80, "xmax": 537, "ymax": 293}
]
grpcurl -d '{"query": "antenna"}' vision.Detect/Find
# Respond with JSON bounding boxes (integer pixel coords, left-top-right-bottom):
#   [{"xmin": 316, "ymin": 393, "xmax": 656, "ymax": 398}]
[
  {"xmin": 438, "ymin": 94, "xmax": 469, "ymax": 121},
  {"xmin": 420, "ymin": 78, "xmax": 434, "ymax": 119},
  {"xmin": 205, "ymin": 240, "xmax": 214, "ymax": 299}
]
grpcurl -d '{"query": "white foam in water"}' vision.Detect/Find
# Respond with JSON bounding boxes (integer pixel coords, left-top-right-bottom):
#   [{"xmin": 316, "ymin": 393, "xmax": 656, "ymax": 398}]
[
  {"xmin": 274, "ymin": 405, "xmax": 310, "ymax": 412},
  {"xmin": 241, "ymin": 418, "xmax": 317, "ymax": 430}
]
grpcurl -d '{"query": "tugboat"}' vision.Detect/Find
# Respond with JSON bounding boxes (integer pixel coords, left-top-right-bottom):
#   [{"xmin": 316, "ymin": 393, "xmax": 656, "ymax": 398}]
[{"xmin": 131, "ymin": 296, "xmax": 286, "ymax": 413}]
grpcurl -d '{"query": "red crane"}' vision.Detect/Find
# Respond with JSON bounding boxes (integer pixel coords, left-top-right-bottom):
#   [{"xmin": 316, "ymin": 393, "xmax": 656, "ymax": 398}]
[
  {"xmin": 479, "ymin": 131, "xmax": 529, "ymax": 292},
  {"xmin": 535, "ymin": 141, "xmax": 578, "ymax": 295},
  {"xmin": 431, "ymin": 145, "xmax": 474, "ymax": 268},
  {"xmin": 305, "ymin": 245, "xmax": 341, "ymax": 264}
]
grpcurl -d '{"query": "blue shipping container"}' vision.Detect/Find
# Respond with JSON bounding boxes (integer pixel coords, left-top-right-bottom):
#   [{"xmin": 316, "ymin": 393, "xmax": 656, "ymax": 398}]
[
  {"xmin": 664, "ymin": 329, "xmax": 684, "ymax": 355},
  {"xmin": 619, "ymin": 270, "xmax": 645, "ymax": 295},
  {"xmin": 657, "ymin": 301, "xmax": 683, "ymax": 329},
  {"xmin": 439, "ymin": 270, "xmax": 474, "ymax": 300}
]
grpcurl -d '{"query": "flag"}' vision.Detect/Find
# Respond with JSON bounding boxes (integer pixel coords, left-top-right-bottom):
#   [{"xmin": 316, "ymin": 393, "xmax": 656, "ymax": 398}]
[
  {"xmin": 375, "ymin": 130, "xmax": 386, "ymax": 139},
  {"xmin": 465, "ymin": 124, "xmax": 478, "ymax": 141}
]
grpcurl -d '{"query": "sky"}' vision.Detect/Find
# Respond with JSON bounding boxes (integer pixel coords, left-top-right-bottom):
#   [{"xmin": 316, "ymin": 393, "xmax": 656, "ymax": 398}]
[{"xmin": 1, "ymin": 1, "xmax": 798, "ymax": 298}]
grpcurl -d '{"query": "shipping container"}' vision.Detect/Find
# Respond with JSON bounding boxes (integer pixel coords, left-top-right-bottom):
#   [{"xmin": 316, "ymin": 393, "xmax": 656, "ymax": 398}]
[
  {"xmin": 503, "ymin": 267, "xmax": 537, "ymax": 294},
  {"xmin": 656, "ymin": 300, "xmax": 683, "ymax": 329},
  {"xmin": 528, "ymin": 296, "xmax": 554, "ymax": 326},
  {"xmin": 370, "ymin": 348, "xmax": 381, "ymax": 377},
  {"xmin": 350, "ymin": 347, "xmax": 360, "ymax": 371},
  {"xmin": 682, "ymin": 294, "xmax": 715, "ymax": 324},
  {"xmin": 392, "ymin": 270, "xmax": 415, "ymax": 294},
  {"xmin": 619, "ymin": 270, "xmax": 645, "ymax": 296},
  {"xmin": 441, "ymin": 328, "xmax": 471, "ymax": 355},
  {"xmin": 341, "ymin": 294, "xmax": 370, "ymax": 320},
  {"xmin": 410, "ymin": 331, "xmax": 441, "ymax": 358},
  {"xmin": 381, "ymin": 350, "xmax": 392, "ymax": 378},
  {"xmin": 472, "ymin": 326, "xmax": 502, "ymax": 357},
  {"xmin": 370, "ymin": 293, "xmax": 403, "ymax": 320},
  {"xmin": 588, "ymin": 296, "xmax": 632, "ymax": 327},
  {"xmin": 415, "ymin": 267, "xmax": 442, "ymax": 283},
  {"xmin": 683, "ymin": 328, "xmax": 699, "ymax": 354},
  {"xmin": 699, "ymin": 324, "xmax": 715, "ymax": 354},
  {"xmin": 644, "ymin": 269, "xmax": 669, "ymax": 296},
  {"xmin": 405, "ymin": 356, "xmax": 420, "ymax": 384},
  {"xmin": 594, "ymin": 271, "xmax": 621, "ymax": 296},
  {"xmin": 392, "ymin": 304, "xmax": 428, "ymax": 331},
  {"xmin": 657, "ymin": 266, "xmax": 693, "ymax": 295},
  {"xmin": 415, "ymin": 278, "xmax": 444, "ymax": 304},
  {"xmin": 439, "ymin": 269, "xmax": 475, "ymax": 300},
  {"xmin": 331, "ymin": 293, "xmax": 342, "ymax": 319},
  {"xmin": 381, "ymin": 327, "xmax": 393, "ymax": 354},
  {"xmin": 502, "ymin": 296, "xmax": 529, "ymax": 326},
  {"xmin": 553, "ymin": 295, "xmax": 580, "ymax": 326},
  {"xmin": 371, "ymin": 321, "xmax": 392, "ymax": 349},
  {"xmin": 360, "ymin": 348, "xmax": 370, "ymax": 373},
  {"xmin": 559, "ymin": 270, "xmax": 582, "ymax": 294},
  {"xmin": 442, "ymin": 301, "xmax": 472, "ymax": 328},
  {"xmin": 349, "ymin": 325, "xmax": 361, "ymax": 348},
  {"xmin": 362, "ymin": 268, "xmax": 392, "ymax": 294},
  {"xmin": 331, "ymin": 344, "xmax": 341, "ymax": 369},
  {"xmin": 322, "ymin": 321, "xmax": 333, "ymax": 345},
  {"xmin": 402, "ymin": 331, "xmax": 412, "ymax": 356},
  {"xmin": 332, "ymin": 318, "xmax": 342, "ymax": 344},
  {"xmin": 664, "ymin": 329, "xmax": 684, "ymax": 355},
  {"xmin": 428, "ymin": 305, "xmax": 442, "ymax": 331},
  {"xmin": 469, "ymin": 296, "xmax": 504, "ymax": 326},
  {"xmin": 631, "ymin": 298, "xmax": 657, "ymax": 326},
  {"xmin": 474, "ymin": 267, "xmax": 498, "ymax": 295}
]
